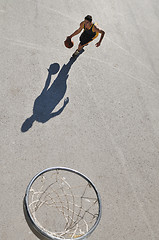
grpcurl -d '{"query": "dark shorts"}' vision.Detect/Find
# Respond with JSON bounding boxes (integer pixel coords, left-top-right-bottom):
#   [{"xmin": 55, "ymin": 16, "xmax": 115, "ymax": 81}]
[{"xmin": 79, "ymin": 32, "xmax": 94, "ymax": 46}]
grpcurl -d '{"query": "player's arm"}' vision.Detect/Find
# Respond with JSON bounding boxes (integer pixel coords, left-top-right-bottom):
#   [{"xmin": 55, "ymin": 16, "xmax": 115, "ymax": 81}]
[
  {"xmin": 93, "ymin": 24, "xmax": 105, "ymax": 47},
  {"xmin": 68, "ymin": 21, "xmax": 84, "ymax": 39}
]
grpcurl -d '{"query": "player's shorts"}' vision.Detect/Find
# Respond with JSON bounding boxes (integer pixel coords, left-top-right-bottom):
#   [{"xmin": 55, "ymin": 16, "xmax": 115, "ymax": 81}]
[{"xmin": 79, "ymin": 31, "xmax": 98, "ymax": 46}]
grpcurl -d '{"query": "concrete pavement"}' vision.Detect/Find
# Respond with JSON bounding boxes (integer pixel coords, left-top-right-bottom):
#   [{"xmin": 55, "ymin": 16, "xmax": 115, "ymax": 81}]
[{"xmin": 0, "ymin": 0, "xmax": 159, "ymax": 239}]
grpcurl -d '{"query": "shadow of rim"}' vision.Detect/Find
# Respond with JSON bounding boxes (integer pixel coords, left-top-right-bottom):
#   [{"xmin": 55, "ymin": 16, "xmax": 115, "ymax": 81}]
[{"xmin": 23, "ymin": 197, "xmax": 53, "ymax": 240}]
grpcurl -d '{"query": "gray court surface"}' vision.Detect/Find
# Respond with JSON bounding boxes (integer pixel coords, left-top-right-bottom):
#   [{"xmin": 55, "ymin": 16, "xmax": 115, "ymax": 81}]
[{"xmin": 0, "ymin": 0, "xmax": 159, "ymax": 239}]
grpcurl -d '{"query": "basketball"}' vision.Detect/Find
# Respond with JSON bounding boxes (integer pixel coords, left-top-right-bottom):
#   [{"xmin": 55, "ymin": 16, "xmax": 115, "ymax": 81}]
[{"xmin": 64, "ymin": 37, "xmax": 74, "ymax": 49}]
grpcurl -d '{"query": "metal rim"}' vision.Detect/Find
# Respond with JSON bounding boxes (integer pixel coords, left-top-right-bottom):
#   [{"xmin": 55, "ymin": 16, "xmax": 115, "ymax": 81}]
[{"xmin": 24, "ymin": 167, "xmax": 102, "ymax": 240}]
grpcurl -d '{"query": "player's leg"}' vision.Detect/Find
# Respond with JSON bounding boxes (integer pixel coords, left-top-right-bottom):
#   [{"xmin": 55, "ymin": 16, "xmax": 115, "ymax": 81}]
[
  {"xmin": 78, "ymin": 43, "xmax": 84, "ymax": 51},
  {"xmin": 72, "ymin": 32, "xmax": 93, "ymax": 57},
  {"xmin": 72, "ymin": 43, "xmax": 83, "ymax": 57},
  {"xmin": 72, "ymin": 32, "xmax": 87, "ymax": 57}
]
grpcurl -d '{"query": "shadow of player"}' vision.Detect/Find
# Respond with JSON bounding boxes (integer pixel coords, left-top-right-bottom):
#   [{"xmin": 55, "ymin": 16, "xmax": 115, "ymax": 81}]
[{"xmin": 21, "ymin": 54, "xmax": 81, "ymax": 132}]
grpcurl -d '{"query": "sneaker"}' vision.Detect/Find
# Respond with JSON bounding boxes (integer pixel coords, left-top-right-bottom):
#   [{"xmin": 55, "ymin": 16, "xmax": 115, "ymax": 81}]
[{"xmin": 72, "ymin": 50, "xmax": 80, "ymax": 57}]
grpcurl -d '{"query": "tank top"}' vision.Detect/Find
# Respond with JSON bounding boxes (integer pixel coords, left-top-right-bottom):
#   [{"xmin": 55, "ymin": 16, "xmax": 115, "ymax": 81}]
[{"xmin": 83, "ymin": 23, "xmax": 96, "ymax": 38}]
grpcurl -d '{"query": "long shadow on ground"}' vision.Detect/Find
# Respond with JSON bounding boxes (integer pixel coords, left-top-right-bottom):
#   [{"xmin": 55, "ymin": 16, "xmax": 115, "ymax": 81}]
[{"xmin": 21, "ymin": 52, "xmax": 83, "ymax": 132}]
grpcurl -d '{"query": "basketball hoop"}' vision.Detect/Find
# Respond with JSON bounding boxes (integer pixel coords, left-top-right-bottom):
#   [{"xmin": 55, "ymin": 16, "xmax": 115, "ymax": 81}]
[{"xmin": 23, "ymin": 167, "xmax": 102, "ymax": 240}]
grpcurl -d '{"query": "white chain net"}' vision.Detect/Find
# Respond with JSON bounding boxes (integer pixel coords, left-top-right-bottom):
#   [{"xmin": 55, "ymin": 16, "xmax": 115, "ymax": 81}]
[{"xmin": 28, "ymin": 170, "xmax": 99, "ymax": 239}]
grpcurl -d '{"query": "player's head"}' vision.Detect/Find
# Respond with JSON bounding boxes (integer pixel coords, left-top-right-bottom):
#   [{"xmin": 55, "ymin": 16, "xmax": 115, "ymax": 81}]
[{"xmin": 85, "ymin": 15, "xmax": 92, "ymax": 23}]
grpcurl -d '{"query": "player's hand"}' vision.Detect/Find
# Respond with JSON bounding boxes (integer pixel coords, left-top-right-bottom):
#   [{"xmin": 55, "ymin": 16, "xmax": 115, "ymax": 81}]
[{"xmin": 95, "ymin": 42, "xmax": 101, "ymax": 47}]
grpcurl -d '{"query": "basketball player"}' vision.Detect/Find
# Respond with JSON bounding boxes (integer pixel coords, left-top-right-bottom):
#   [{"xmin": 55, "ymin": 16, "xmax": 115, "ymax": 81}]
[{"xmin": 68, "ymin": 15, "xmax": 105, "ymax": 57}]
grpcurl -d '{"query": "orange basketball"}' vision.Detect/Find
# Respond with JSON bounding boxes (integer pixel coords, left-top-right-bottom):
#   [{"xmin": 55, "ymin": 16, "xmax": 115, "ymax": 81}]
[{"xmin": 64, "ymin": 37, "xmax": 74, "ymax": 49}]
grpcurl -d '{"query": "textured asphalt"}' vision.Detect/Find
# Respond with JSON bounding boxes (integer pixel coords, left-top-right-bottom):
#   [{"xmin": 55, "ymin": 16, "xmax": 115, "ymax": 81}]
[{"xmin": 0, "ymin": 0, "xmax": 159, "ymax": 240}]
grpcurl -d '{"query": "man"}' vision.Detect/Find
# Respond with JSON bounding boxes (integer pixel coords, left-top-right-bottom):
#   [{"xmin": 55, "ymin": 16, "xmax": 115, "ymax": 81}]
[{"xmin": 68, "ymin": 15, "xmax": 105, "ymax": 57}]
